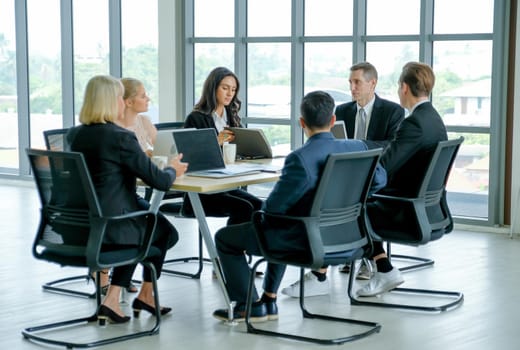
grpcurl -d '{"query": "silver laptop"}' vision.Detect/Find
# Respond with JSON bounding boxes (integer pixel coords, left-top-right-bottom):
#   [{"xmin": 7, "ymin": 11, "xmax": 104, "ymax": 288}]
[
  {"xmin": 172, "ymin": 128, "xmax": 264, "ymax": 178},
  {"xmin": 228, "ymin": 127, "xmax": 273, "ymax": 159},
  {"xmin": 153, "ymin": 129, "xmax": 176, "ymax": 157},
  {"xmin": 302, "ymin": 120, "xmax": 348, "ymax": 142},
  {"xmin": 331, "ymin": 120, "xmax": 348, "ymax": 139}
]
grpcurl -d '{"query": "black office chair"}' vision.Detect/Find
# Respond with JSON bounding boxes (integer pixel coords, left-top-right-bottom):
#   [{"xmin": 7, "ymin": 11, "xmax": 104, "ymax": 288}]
[
  {"xmin": 349, "ymin": 137, "xmax": 465, "ymax": 312},
  {"xmin": 22, "ymin": 148, "xmax": 165, "ymax": 348},
  {"xmin": 245, "ymin": 149, "xmax": 383, "ymax": 345},
  {"xmin": 41, "ymin": 128, "xmax": 99, "ymax": 298}
]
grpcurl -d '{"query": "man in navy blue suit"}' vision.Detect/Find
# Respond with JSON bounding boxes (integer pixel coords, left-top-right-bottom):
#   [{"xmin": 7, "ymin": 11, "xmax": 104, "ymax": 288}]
[{"xmin": 212, "ymin": 91, "xmax": 387, "ymax": 323}]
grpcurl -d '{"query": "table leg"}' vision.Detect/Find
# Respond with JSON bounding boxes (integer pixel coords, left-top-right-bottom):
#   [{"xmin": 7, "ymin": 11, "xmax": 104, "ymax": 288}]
[{"xmin": 187, "ymin": 192, "xmax": 236, "ymax": 323}]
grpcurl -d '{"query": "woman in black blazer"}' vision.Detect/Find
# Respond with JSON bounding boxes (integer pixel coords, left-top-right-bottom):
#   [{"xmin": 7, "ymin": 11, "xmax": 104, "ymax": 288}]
[
  {"xmin": 67, "ymin": 75, "xmax": 188, "ymax": 323},
  {"xmin": 183, "ymin": 67, "xmax": 262, "ymax": 224}
]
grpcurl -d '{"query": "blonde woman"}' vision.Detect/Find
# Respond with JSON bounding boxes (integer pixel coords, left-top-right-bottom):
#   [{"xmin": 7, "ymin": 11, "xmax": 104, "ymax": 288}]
[
  {"xmin": 67, "ymin": 75, "xmax": 187, "ymax": 323},
  {"xmin": 120, "ymin": 77, "xmax": 157, "ymax": 157}
]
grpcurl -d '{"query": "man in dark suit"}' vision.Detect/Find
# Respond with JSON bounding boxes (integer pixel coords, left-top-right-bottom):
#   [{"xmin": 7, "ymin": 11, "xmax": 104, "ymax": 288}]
[
  {"xmin": 335, "ymin": 62, "xmax": 404, "ymax": 149},
  {"xmin": 282, "ymin": 63, "xmax": 405, "ymax": 297},
  {"xmin": 334, "ymin": 62, "xmax": 404, "ymax": 277},
  {"xmin": 211, "ymin": 91, "xmax": 387, "ymax": 323},
  {"xmin": 357, "ymin": 61, "xmax": 449, "ymax": 297}
]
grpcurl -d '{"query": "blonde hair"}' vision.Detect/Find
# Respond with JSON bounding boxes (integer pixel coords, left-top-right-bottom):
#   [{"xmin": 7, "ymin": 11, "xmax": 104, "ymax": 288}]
[
  {"xmin": 121, "ymin": 77, "xmax": 143, "ymax": 100},
  {"xmin": 79, "ymin": 75, "xmax": 123, "ymax": 125}
]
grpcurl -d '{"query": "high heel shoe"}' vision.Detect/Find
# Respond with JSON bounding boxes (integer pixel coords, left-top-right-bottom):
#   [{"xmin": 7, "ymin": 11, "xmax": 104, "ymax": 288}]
[
  {"xmin": 132, "ymin": 298, "xmax": 172, "ymax": 318},
  {"xmin": 97, "ymin": 305, "xmax": 131, "ymax": 325}
]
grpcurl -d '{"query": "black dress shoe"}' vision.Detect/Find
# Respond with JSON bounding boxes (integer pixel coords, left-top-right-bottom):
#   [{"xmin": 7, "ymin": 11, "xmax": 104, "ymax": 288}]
[
  {"xmin": 97, "ymin": 305, "xmax": 130, "ymax": 325},
  {"xmin": 132, "ymin": 298, "xmax": 172, "ymax": 318},
  {"xmin": 213, "ymin": 302, "xmax": 268, "ymax": 323}
]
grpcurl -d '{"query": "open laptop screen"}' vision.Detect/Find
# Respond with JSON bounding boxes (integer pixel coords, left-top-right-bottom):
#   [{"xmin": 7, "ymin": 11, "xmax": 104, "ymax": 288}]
[
  {"xmin": 172, "ymin": 128, "xmax": 225, "ymax": 172},
  {"xmin": 228, "ymin": 127, "xmax": 273, "ymax": 159}
]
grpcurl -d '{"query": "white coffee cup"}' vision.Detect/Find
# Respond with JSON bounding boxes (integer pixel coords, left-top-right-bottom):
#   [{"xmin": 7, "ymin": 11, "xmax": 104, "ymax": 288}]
[
  {"xmin": 223, "ymin": 143, "xmax": 237, "ymax": 164},
  {"xmin": 151, "ymin": 155, "xmax": 168, "ymax": 170}
]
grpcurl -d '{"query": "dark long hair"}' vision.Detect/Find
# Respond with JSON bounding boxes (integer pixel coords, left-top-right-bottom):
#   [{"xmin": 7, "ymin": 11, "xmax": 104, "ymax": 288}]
[{"xmin": 193, "ymin": 67, "xmax": 242, "ymax": 126}]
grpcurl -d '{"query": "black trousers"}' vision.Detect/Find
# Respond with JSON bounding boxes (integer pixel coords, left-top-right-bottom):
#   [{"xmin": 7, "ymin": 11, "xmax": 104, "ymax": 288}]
[
  {"xmin": 215, "ymin": 222, "xmax": 286, "ymax": 304},
  {"xmin": 110, "ymin": 197, "xmax": 179, "ymax": 288},
  {"xmin": 183, "ymin": 188, "xmax": 263, "ymax": 225}
]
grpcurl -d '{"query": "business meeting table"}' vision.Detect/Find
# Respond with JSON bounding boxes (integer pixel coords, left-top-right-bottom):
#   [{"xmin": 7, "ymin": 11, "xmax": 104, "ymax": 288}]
[{"xmin": 169, "ymin": 162, "xmax": 282, "ymax": 322}]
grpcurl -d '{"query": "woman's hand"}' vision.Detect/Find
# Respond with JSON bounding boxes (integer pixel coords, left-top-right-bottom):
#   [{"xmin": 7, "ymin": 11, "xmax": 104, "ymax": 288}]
[
  {"xmin": 170, "ymin": 153, "xmax": 188, "ymax": 177},
  {"xmin": 217, "ymin": 129, "xmax": 235, "ymax": 145}
]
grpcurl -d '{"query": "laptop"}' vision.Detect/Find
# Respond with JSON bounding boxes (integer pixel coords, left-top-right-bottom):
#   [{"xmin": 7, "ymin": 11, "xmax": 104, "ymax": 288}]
[
  {"xmin": 171, "ymin": 128, "xmax": 265, "ymax": 178},
  {"xmin": 331, "ymin": 120, "xmax": 348, "ymax": 139},
  {"xmin": 227, "ymin": 127, "xmax": 273, "ymax": 159},
  {"xmin": 302, "ymin": 120, "xmax": 349, "ymax": 142},
  {"xmin": 153, "ymin": 129, "xmax": 177, "ymax": 158}
]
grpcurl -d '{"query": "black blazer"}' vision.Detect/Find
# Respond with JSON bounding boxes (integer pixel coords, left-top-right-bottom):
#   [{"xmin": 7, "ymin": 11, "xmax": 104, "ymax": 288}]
[
  {"xmin": 380, "ymin": 101, "xmax": 448, "ymax": 196},
  {"xmin": 334, "ymin": 94, "xmax": 404, "ymax": 149},
  {"xmin": 184, "ymin": 109, "xmax": 242, "ymax": 132},
  {"xmin": 67, "ymin": 122, "xmax": 177, "ymax": 246}
]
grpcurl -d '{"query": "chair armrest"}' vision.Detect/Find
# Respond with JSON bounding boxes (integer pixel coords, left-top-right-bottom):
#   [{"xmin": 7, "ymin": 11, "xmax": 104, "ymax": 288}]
[
  {"xmin": 252, "ymin": 210, "xmax": 325, "ymax": 269},
  {"xmin": 371, "ymin": 193, "xmax": 417, "ymax": 203}
]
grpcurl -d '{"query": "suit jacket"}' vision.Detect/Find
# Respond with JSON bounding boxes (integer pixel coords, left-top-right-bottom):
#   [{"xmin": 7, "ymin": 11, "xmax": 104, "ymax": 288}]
[
  {"xmin": 184, "ymin": 110, "xmax": 242, "ymax": 132},
  {"xmin": 264, "ymin": 132, "xmax": 387, "ymax": 216},
  {"xmin": 335, "ymin": 94, "xmax": 404, "ymax": 149},
  {"xmin": 380, "ymin": 101, "xmax": 448, "ymax": 197},
  {"xmin": 67, "ymin": 122, "xmax": 177, "ymax": 245}
]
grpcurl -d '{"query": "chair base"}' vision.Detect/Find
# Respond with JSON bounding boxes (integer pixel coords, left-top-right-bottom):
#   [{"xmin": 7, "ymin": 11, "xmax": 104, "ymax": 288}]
[
  {"xmin": 42, "ymin": 274, "xmax": 96, "ymax": 299},
  {"xmin": 162, "ymin": 231, "xmax": 211, "ymax": 279},
  {"xmin": 245, "ymin": 260, "xmax": 381, "ymax": 345},
  {"xmin": 349, "ymin": 285, "xmax": 464, "ymax": 312},
  {"xmin": 387, "ymin": 242, "xmax": 435, "ymax": 272},
  {"xmin": 392, "ymin": 254, "xmax": 435, "ymax": 272},
  {"xmin": 23, "ymin": 262, "xmax": 161, "ymax": 349}
]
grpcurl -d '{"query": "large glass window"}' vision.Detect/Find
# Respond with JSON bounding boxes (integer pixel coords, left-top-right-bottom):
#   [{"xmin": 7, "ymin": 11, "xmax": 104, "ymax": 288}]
[
  {"xmin": 248, "ymin": 0, "xmax": 291, "ymax": 37},
  {"xmin": 304, "ymin": 0, "xmax": 353, "ymax": 36},
  {"xmin": 27, "ymin": 0, "xmax": 62, "ymax": 150},
  {"xmin": 247, "ymin": 43, "xmax": 291, "ymax": 120},
  {"xmin": 73, "ymin": 0, "xmax": 109, "ymax": 118},
  {"xmin": 122, "ymin": 0, "xmax": 159, "ymax": 122},
  {"xmin": 194, "ymin": 0, "xmax": 234, "ymax": 37},
  {"xmin": 433, "ymin": 40, "xmax": 493, "ymax": 218},
  {"xmin": 367, "ymin": 0, "xmax": 420, "ymax": 35},
  {"xmin": 0, "ymin": 0, "xmax": 17, "ymax": 169},
  {"xmin": 187, "ymin": 0, "xmax": 503, "ymax": 225},
  {"xmin": 434, "ymin": 0, "xmax": 494, "ymax": 34}
]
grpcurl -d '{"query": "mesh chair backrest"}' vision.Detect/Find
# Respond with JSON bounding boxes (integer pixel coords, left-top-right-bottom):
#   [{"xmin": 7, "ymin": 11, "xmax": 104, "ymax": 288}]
[
  {"xmin": 310, "ymin": 149, "xmax": 382, "ymax": 253},
  {"xmin": 27, "ymin": 149, "xmax": 101, "ymax": 248},
  {"xmin": 418, "ymin": 137, "xmax": 464, "ymax": 230},
  {"xmin": 43, "ymin": 128, "xmax": 70, "ymax": 151}
]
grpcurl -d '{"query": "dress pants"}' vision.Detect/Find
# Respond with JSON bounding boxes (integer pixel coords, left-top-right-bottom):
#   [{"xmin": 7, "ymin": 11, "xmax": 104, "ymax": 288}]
[
  {"xmin": 110, "ymin": 197, "xmax": 179, "ymax": 287},
  {"xmin": 215, "ymin": 222, "xmax": 286, "ymax": 304},
  {"xmin": 183, "ymin": 189, "xmax": 263, "ymax": 225}
]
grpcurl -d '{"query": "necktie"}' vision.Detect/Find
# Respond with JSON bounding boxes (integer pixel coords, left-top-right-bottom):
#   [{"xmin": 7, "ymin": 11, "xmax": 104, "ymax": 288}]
[{"xmin": 356, "ymin": 108, "xmax": 366, "ymax": 140}]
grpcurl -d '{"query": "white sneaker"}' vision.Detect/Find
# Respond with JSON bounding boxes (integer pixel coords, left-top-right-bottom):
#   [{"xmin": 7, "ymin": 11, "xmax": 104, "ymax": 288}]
[
  {"xmin": 356, "ymin": 268, "xmax": 404, "ymax": 297},
  {"xmin": 281, "ymin": 271, "xmax": 330, "ymax": 298}
]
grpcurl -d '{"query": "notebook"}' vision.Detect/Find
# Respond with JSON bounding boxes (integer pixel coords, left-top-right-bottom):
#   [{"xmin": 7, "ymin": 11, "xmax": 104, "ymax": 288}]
[
  {"xmin": 171, "ymin": 128, "xmax": 265, "ymax": 178},
  {"xmin": 331, "ymin": 120, "xmax": 348, "ymax": 139},
  {"xmin": 227, "ymin": 127, "xmax": 273, "ymax": 159}
]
